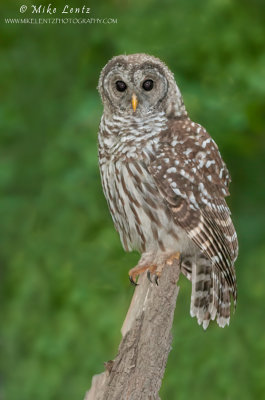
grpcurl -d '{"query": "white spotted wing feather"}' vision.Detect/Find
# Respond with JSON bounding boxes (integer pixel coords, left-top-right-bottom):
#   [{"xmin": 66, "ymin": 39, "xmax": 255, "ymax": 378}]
[{"xmin": 149, "ymin": 118, "xmax": 238, "ymax": 327}]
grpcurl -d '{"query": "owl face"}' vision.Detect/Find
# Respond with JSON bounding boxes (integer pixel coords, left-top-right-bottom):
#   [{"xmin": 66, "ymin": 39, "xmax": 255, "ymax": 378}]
[{"xmin": 98, "ymin": 54, "xmax": 183, "ymax": 117}]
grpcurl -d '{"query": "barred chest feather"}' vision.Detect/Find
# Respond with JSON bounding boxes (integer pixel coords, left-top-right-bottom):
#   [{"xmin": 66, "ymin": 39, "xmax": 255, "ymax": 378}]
[{"xmin": 98, "ymin": 112, "xmax": 195, "ymax": 255}]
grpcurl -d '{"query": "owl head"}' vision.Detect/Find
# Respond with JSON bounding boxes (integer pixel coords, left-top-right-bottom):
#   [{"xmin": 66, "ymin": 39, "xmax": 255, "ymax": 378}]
[{"xmin": 98, "ymin": 53, "xmax": 186, "ymax": 118}]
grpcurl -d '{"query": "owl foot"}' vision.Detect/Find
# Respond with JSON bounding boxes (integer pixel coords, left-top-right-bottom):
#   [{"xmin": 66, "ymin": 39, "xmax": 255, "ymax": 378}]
[
  {"xmin": 146, "ymin": 252, "xmax": 180, "ymax": 284},
  {"xmin": 129, "ymin": 264, "xmax": 157, "ymax": 286},
  {"xmin": 165, "ymin": 252, "xmax": 181, "ymax": 266},
  {"xmin": 129, "ymin": 252, "xmax": 180, "ymax": 286}
]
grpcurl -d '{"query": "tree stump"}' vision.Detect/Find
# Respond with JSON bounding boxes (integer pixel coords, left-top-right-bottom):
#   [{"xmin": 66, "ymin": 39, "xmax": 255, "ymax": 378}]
[{"xmin": 85, "ymin": 257, "xmax": 180, "ymax": 400}]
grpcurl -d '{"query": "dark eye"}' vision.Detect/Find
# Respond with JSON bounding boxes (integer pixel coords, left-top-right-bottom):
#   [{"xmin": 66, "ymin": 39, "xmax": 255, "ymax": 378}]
[
  {"xmin": 142, "ymin": 79, "xmax": 154, "ymax": 91},
  {"xmin": 115, "ymin": 80, "xmax": 127, "ymax": 92}
]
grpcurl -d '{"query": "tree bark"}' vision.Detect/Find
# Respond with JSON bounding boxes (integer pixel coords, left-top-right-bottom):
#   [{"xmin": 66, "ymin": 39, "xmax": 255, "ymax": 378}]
[{"xmin": 84, "ymin": 257, "xmax": 180, "ymax": 400}]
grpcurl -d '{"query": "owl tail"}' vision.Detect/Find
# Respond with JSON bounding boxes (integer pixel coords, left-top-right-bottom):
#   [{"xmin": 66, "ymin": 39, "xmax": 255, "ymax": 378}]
[{"xmin": 182, "ymin": 255, "xmax": 231, "ymax": 329}]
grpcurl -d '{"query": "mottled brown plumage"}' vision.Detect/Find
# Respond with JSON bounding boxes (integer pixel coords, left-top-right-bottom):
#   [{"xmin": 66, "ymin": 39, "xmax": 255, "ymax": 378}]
[{"xmin": 97, "ymin": 53, "xmax": 238, "ymax": 329}]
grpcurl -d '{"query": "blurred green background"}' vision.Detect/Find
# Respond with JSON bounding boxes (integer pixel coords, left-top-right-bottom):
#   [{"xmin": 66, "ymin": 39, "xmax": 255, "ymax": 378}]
[{"xmin": 1, "ymin": 0, "xmax": 265, "ymax": 399}]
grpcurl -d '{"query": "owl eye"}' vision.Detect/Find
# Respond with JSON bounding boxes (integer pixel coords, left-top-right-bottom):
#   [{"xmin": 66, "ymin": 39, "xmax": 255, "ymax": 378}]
[
  {"xmin": 115, "ymin": 80, "xmax": 127, "ymax": 92},
  {"xmin": 142, "ymin": 79, "xmax": 154, "ymax": 91}
]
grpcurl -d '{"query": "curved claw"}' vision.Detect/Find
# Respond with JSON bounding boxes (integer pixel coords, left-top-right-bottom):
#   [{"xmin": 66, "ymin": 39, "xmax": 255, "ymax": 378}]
[
  {"xmin": 154, "ymin": 274, "xmax": 159, "ymax": 286},
  {"xmin": 147, "ymin": 270, "xmax": 153, "ymax": 283},
  {"xmin": 129, "ymin": 275, "xmax": 138, "ymax": 286}
]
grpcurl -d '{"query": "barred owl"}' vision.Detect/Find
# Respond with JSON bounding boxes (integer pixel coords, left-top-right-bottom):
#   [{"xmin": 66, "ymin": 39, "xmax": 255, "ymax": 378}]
[{"xmin": 97, "ymin": 53, "xmax": 238, "ymax": 329}]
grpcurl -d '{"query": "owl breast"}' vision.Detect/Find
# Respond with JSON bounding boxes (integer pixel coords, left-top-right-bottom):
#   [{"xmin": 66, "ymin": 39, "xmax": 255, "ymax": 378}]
[{"xmin": 100, "ymin": 156, "xmax": 193, "ymax": 255}]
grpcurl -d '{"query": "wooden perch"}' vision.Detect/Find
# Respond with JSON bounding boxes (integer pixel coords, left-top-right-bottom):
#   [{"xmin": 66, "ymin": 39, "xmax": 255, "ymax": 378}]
[{"xmin": 85, "ymin": 257, "xmax": 181, "ymax": 400}]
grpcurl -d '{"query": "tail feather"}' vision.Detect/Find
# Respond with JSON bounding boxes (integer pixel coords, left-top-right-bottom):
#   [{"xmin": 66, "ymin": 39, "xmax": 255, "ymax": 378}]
[{"xmin": 182, "ymin": 255, "xmax": 232, "ymax": 329}]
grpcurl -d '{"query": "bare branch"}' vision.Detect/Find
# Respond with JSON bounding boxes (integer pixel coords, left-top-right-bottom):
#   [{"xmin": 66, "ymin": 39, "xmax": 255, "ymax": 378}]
[{"xmin": 85, "ymin": 258, "xmax": 180, "ymax": 400}]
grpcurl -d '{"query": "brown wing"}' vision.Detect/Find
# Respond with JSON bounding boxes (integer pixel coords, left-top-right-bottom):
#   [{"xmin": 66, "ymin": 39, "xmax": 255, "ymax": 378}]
[{"xmin": 148, "ymin": 118, "xmax": 238, "ymax": 301}]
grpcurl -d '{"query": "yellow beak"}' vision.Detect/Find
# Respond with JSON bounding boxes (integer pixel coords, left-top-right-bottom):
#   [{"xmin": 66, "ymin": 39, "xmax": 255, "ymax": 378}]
[{"xmin": 131, "ymin": 93, "xmax": 138, "ymax": 112}]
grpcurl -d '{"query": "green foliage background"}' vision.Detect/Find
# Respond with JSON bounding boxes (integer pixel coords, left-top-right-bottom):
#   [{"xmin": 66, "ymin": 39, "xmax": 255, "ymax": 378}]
[{"xmin": 1, "ymin": 0, "xmax": 265, "ymax": 399}]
